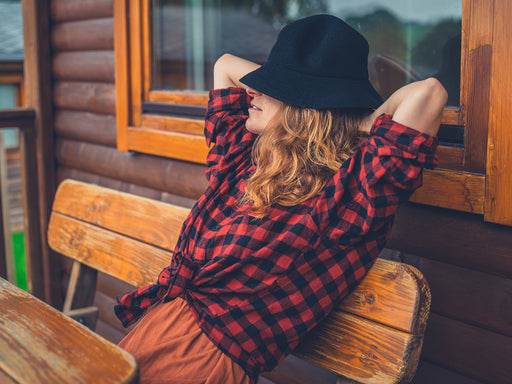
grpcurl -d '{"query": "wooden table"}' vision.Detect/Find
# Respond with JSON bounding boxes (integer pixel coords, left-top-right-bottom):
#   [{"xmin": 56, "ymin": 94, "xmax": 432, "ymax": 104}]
[{"xmin": 0, "ymin": 278, "xmax": 138, "ymax": 383}]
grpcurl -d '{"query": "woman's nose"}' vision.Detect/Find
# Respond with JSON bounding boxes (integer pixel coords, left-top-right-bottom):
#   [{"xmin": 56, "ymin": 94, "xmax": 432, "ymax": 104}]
[{"xmin": 246, "ymin": 87, "xmax": 262, "ymax": 97}]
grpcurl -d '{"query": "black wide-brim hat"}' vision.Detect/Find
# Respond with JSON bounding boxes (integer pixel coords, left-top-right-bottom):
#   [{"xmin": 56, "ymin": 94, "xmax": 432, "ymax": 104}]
[{"xmin": 240, "ymin": 14, "xmax": 383, "ymax": 110}]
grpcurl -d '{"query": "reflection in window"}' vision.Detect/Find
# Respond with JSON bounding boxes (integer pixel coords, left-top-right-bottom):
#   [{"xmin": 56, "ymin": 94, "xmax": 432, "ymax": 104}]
[{"xmin": 152, "ymin": 0, "xmax": 461, "ymax": 106}]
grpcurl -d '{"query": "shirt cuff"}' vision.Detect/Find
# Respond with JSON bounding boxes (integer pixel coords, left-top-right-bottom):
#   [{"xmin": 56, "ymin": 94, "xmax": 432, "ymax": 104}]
[
  {"xmin": 370, "ymin": 114, "xmax": 439, "ymax": 169},
  {"xmin": 207, "ymin": 87, "xmax": 251, "ymax": 116}
]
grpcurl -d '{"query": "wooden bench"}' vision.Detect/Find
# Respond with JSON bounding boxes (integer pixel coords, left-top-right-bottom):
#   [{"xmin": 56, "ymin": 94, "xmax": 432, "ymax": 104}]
[
  {"xmin": 0, "ymin": 277, "xmax": 137, "ymax": 384},
  {"xmin": 47, "ymin": 179, "xmax": 431, "ymax": 384}
]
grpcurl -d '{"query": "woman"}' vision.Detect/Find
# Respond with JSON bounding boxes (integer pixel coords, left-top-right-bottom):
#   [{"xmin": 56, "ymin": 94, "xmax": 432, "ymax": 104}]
[{"xmin": 115, "ymin": 14, "xmax": 446, "ymax": 384}]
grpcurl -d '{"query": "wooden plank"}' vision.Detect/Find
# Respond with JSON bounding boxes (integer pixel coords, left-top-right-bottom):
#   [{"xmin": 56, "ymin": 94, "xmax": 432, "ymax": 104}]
[
  {"xmin": 0, "ymin": 109, "xmax": 35, "ymax": 128},
  {"xmin": 54, "ymin": 81, "xmax": 116, "ymax": 115},
  {"xmin": 436, "ymin": 146, "xmax": 464, "ymax": 171},
  {"xmin": 0, "ymin": 277, "xmax": 137, "ymax": 384},
  {"xmin": 338, "ymin": 259, "xmax": 429, "ymax": 334},
  {"xmin": 141, "ymin": 114, "xmax": 204, "ymax": 135},
  {"xmin": 52, "ymin": 179, "xmax": 190, "ymax": 251},
  {"xmin": 54, "ymin": 110, "xmax": 117, "ymax": 147},
  {"xmin": 51, "ymin": 0, "xmax": 113, "ymax": 22},
  {"xmin": 148, "ymin": 90, "xmax": 209, "ymax": 106},
  {"xmin": 47, "ymin": 213, "xmax": 171, "ymax": 288},
  {"xmin": 126, "ymin": 127, "xmax": 210, "ymax": 164},
  {"xmin": 388, "ymin": 203, "xmax": 512, "ymax": 280},
  {"xmin": 21, "ymin": 0, "xmax": 57, "ymax": 303},
  {"xmin": 440, "ymin": 107, "xmax": 462, "ymax": 126},
  {"xmin": 114, "ymin": 0, "xmax": 129, "ymax": 151},
  {"xmin": 55, "ymin": 167, "xmax": 199, "ymax": 209},
  {"xmin": 54, "ymin": 139, "xmax": 208, "ymax": 200},
  {"xmin": 53, "ymin": 51, "xmax": 115, "ymax": 82},
  {"xmin": 422, "ymin": 313, "xmax": 512, "ymax": 384},
  {"xmin": 460, "ymin": 0, "xmax": 494, "ymax": 174},
  {"xmin": 52, "ymin": 18, "xmax": 114, "ymax": 51},
  {"xmin": 409, "ymin": 169, "xmax": 485, "ymax": 214},
  {"xmin": 128, "ymin": 0, "xmax": 143, "ymax": 128},
  {"xmin": 295, "ymin": 311, "xmax": 422, "ymax": 384},
  {"xmin": 485, "ymin": 0, "xmax": 512, "ymax": 225}
]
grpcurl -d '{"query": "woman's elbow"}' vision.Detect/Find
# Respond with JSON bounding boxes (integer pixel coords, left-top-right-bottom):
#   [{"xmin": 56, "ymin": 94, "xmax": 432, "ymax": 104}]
[{"xmin": 422, "ymin": 77, "xmax": 448, "ymax": 113}]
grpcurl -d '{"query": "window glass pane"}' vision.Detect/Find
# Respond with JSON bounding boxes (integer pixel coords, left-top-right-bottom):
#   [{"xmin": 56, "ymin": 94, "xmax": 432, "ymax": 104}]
[
  {"xmin": 152, "ymin": 0, "xmax": 461, "ymax": 106},
  {"xmin": 0, "ymin": 84, "xmax": 18, "ymax": 147}
]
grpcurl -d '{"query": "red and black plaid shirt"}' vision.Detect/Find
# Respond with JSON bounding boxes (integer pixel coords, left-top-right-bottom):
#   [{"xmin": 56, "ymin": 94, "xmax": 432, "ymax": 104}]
[{"xmin": 116, "ymin": 88, "xmax": 438, "ymax": 382}]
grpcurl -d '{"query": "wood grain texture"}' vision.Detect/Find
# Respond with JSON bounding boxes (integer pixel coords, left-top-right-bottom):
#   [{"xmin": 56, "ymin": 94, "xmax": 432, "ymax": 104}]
[
  {"xmin": 147, "ymin": 90, "xmax": 209, "ymax": 106},
  {"xmin": 55, "ymin": 139, "xmax": 208, "ymax": 200},
  {"xmin": 126, "ymin": 127, "xmax": 210, "ymax": 164},
  {"xmin": 0, "ymin": 277, "xmax": 137, "ymax": 384},
  {"xmin": 485, "ymin": 0, "xmax": 512, "ymax": 225},
  {"xmin": 48, "ymin": 213, "xmax": 171, "ymax": 287},
  {"xmin": 337, "ymin": 259, "xmax": 430, "ymax": 334},
  {"xmin": 141, "ymin": 114, "xmax": 205, "ymax": 136},
  {"xmin": 114, "ymin": 0, "xmax": 129, "ymax": 151},
  {"xmin": 52, "ymin": 179, "xmax": 190, "ymax": 251},
  {"xmin": 52, "ymin": 18, "xmax": 114, "ymax": 51},
  {"xmin": 409, "ymin": 169, "xmax": 485, "ymax": 214},
  {"xmin": 294, "ymin": 311, "xmax": 422, "ymax": 384}
]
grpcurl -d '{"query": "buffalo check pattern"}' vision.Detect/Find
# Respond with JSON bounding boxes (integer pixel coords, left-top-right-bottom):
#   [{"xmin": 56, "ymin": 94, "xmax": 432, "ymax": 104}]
[{"xmin": 116, "ymin": 88, "xmax": 438, "ymax": 382}]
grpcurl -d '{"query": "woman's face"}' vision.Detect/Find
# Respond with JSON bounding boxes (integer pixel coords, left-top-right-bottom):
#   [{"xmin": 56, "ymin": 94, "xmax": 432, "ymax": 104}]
[{"xmin": 246, "ymin": 87, "xmax": 282, "ymax": 134}]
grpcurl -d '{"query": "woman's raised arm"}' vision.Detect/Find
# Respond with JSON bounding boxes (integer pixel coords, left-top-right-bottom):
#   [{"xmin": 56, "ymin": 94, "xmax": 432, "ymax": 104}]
[
  {"xmin": 213, "ymin": 54, "xmax": 261, "ymax": 89},
  {"xmin": 360, "ymin": 78, "xmax": 448, "ymax": 137}
]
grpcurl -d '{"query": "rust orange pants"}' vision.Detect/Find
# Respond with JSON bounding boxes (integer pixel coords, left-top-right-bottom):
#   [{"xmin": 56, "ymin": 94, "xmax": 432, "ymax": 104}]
[{"xmin": 119, "ymin": 297, "xmax": 252, "ymax": 384}]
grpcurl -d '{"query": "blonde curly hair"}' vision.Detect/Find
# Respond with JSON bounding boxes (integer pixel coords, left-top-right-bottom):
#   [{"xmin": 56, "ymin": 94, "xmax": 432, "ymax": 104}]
[{"xmin": 243, "ymin": 105, "xmax": 369, "ymax": 218}]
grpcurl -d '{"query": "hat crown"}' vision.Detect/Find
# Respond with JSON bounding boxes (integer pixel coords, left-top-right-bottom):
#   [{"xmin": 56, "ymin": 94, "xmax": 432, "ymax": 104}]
[{"xmin": 267, "ymin": 14, "xmax": 369, "ymax": 80}]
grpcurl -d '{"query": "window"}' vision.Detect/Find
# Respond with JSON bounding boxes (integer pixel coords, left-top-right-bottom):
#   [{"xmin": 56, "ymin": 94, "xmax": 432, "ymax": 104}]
[{"xmin": 115, "ymin": 0, "xmax": 511, "ymax": 222}]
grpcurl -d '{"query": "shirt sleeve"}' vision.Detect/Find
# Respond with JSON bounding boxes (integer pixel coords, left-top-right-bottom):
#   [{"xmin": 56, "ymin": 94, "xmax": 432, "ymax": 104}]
[
  {"xmin": 204, "ymin": 88, "xmax": 256, "ymax": 182},
  {"xmin": 312, "ymin": 113, "xmax": 438, "ymax": 236}
]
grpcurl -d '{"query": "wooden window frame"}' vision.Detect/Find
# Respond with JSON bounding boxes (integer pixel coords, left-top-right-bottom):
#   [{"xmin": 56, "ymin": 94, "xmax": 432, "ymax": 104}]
[{"xmin": 114, "ymin": 0, "xmax": 512, "ymax": 225}]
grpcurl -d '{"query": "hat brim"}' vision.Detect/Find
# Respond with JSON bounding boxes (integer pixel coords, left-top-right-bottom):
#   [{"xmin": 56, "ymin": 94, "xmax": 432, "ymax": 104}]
[{"xmin": 240, "ymin": 64, "xmax": 383, "ymax": 110}]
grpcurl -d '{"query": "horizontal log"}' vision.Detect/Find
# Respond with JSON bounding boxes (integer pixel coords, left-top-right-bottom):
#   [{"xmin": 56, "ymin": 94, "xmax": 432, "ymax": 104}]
[
  {"xmin": 51, "ymin": 0, "xmax": 113, "ymax": 22},
  {"xmin": 422, "ymin": 313, "xmax": 512, "ymax": 384},
  {"xmin": 54, "ymin": 81, "xmax": 116, "ymax": 115},
  {"xmin": 56, "ymin": 167, "xmax": 199, "ymax": 209},
  {"xmin": 54, "ymin": 110, "xmax": 117, "ymax": 147},
  {"xmin": 53, "ymin": 51, "xmax": 115, "ymax": 82},
  {"xmin": 388, "ymin": 203, "xmax": 512, "ymax": 279},
  {"xmin": 400, "ymin": 253, "xmax": 512, "ymax": 338},
  {"xmin": 52, "ymin": 18, "xmax": 113, "ymax": 51},
  {"xmin": 413, "ymin": 360, "xmax": 484, "ymax": 384},
  {"xmin": 55, "ymin": 139, "xmax": 208, "ymax": 200}
]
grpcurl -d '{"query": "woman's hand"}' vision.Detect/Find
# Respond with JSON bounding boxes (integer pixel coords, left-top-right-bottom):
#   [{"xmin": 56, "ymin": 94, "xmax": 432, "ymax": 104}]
[
  {"xmin": 361, "ymin": 78, "xmax": 448, "ymax": 137},
  {"xmin": 213, "ymin": 54, "xmax": 261, "ymax": 89}
]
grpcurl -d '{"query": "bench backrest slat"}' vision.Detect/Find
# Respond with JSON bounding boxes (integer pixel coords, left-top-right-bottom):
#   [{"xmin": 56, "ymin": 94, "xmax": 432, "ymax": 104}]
[{"xmin": 48, "ymin": 180, "xmax": 430, "ymax": 384}]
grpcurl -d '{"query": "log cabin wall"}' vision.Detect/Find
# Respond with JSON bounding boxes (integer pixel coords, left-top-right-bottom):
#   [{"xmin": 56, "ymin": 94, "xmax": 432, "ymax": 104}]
[{"xmin": 45, "ymin": 1, "xmax": 511, "ymax": 383}]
